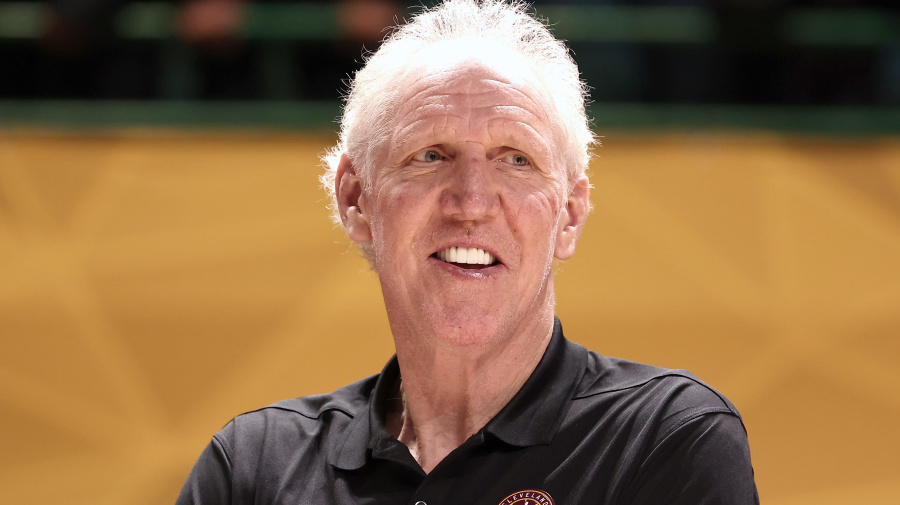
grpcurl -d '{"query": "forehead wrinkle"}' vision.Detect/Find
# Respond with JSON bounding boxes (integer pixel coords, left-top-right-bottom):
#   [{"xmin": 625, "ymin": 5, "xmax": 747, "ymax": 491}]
[
  {"xmin": 394, "ymin": 90, "xmax": 452, "ymax": 122},
  {"xmin": 389, "ymin": 67, "xmax": 555, "ymax": 156},
  {"xmin": 398, "ymin": 67, "xmax": 476, "ymax": 105},
  {"xmin": 486, "ymin": 118, "xmax": 552, "ymax": 159},
  {"xmin": 470, "ymin": 78, "xmax": 549, "ymax": 121},
  {"xmin": 396, "ymin": 106, "xmax": 463, "ymax": 135},
  {"xmin": 390, "ymin": 112, "xmax": 463, "ymax": 157},
  {"xmin": 490, "ymin": 105, "xmax": 544, "ymax": 126},
  {"xmin": 392, "ymin": 102, "xmax": 551, "ymax": 159},
  {"xmin": 456, "ymin": 98, "xmax": 547, "ymax": 133},
  {"xmin": 409, "ymin": 74, "xmax": 544, "ymax": 111},
  {"xmin": 400, "ymin": 71, "xmax": 547, "ymax": 117},
  {"xmin": 466, "ymin": 109, "xmax": 534, "ymax": 145}
]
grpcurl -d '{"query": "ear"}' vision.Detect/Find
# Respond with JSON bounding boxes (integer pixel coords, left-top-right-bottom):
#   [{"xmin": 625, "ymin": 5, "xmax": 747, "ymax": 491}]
[
  {"xmin": 336, "ymin": 153, "xmax": 372, "ymax": 243},
  {"xmin": 554, "ymin": 175, "xmax": 590, "ymax": 260}
]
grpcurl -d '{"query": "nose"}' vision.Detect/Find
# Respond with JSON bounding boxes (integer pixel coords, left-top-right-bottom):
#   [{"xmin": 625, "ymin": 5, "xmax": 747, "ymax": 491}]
[{"xmin": 440, "ymin": 155, "xmax": 499, "ymax": 222}]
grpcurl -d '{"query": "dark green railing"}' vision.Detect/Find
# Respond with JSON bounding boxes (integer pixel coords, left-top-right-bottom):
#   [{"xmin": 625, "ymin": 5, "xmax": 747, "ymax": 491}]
[
  {"xmin": 2, "ymin": 3, "xmax": 899, "ymax": 44},
  {"xmin": 1, "ymin": 3, "xmax": 899, "ymax": 133},
  {"xmin": 2, "ymin": 100, "xmax": 898, "ymax": 135}
]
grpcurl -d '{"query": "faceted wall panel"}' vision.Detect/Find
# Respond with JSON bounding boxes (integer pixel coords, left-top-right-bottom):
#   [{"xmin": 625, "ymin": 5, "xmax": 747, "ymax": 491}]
[{"xmin": 1, "ymin": 131, "xmax": 898, "ymax": 504}]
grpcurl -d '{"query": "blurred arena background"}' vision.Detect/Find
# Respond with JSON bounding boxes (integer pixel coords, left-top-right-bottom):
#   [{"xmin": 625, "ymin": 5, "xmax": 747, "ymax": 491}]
[{"xmin": 1, "ymin": 1, "xmax": 899, "ymax": 504}]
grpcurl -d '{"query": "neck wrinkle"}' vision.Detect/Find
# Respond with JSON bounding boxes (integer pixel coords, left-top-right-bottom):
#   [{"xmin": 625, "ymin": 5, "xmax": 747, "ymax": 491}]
[{"xmin": 389, "ymin": 312, "xmax": 555, "ymax": 474}]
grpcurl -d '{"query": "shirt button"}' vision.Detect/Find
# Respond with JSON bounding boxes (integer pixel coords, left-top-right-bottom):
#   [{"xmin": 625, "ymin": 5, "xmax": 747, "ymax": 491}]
[{"xmin": 415, "ymin": 502, "xmax": 426, "ymax": 505}]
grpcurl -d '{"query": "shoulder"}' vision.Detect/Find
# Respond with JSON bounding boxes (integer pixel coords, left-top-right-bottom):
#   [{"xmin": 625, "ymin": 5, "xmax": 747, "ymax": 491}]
[
  {"xmin": 571, "ymin": 355, "xmax": 759, "ymax": 504},
  {"xmin": 214, "ymin": 373, "xmax": 378, "ymax": 457},
  {"xmin": 571, "ymin": 351, "xmax": 746, "ymax": 437},
  {"xmin": 242, "ymin": 372, "xmax": 376, "ymax": 422},
  {"xmin": 558, "ymin": 351, "xmax": 757, "ymax": 502},
  {"xmin": 178, "ymin": 374, "xmax": 380, "ymax": 504}
]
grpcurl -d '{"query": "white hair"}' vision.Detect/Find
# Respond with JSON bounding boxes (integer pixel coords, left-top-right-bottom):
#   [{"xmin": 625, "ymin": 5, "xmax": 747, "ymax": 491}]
[{"xmin": 321, "ymin": 0, "xmax": 595, "ymax": 223}]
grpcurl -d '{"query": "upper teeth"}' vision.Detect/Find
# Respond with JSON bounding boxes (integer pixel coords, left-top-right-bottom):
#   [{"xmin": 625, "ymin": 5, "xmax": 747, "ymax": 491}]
[{"xmin": 438, "ymin": 246, "xmax": 495, "ymax": 265}]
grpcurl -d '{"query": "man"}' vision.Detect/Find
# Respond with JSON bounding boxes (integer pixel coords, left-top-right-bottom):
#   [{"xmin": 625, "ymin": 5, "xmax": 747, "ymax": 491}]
[{"xmin": 177, "ymin": 1, "xmax": 759, "ymax": 503}]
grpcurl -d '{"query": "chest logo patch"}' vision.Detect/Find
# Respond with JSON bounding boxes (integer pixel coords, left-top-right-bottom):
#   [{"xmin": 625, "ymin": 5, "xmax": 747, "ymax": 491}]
[{"xmin": 499, "ymin": 489, "xmax": 554, "ymax": 505}]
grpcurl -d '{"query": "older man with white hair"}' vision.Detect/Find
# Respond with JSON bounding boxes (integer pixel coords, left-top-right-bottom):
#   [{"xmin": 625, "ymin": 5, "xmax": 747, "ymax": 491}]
[{"xmin": 177, "ymin": 1, "xmax": 758, "ymax": 504}]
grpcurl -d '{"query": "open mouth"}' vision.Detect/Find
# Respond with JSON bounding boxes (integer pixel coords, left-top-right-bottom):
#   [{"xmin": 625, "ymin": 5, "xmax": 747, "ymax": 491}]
[{"xmin": 432, "ymin": 246, "xmax": 499, "ymax": 270}]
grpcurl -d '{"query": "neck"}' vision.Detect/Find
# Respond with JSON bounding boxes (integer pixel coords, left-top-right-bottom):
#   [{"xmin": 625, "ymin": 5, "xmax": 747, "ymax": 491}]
[{"xmin": 387, "ymin": 311, "xmax": 555, "ymax": 473}]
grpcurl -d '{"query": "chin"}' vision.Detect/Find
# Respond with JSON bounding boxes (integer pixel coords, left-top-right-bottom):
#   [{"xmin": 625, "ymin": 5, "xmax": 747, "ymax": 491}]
[{"xmin": 423, "ymin": 307, "xmax": 516, "ymax": 349}]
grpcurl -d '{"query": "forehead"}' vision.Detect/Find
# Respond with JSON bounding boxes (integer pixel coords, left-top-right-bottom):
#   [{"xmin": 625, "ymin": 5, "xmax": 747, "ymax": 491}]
[
  {"xmin": 406, "ymin": 38, "xmax": 542, "ymax": 87},
  {"xmin": 397, "ymin": 67, "xmax": 546, "ymax": 124},
  {"xmin": 398, "ymin": 40, "xmax": 548, "ymax": 115},
  {"xmin": 389, "ymin": 43, "xmax": 555, "ymax": 157}
]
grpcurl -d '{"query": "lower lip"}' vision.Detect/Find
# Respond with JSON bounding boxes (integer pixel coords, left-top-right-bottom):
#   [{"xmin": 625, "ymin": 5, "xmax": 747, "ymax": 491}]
[{"xmin": 428, "ymin": 256, "xmax": 501, "ymax": 279}]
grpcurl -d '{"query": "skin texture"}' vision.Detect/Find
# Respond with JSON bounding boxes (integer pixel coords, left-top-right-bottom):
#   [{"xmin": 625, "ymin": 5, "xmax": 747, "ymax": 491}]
[{"xmin": 335, "ymin": 50, "xmax": 590, "ymax": 473}]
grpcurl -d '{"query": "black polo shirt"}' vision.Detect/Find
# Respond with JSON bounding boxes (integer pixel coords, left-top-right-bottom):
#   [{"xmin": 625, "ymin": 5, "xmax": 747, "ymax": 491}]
[{"xmin": 177, "ymin": 319, "xmax": 759, "ymax": 505}]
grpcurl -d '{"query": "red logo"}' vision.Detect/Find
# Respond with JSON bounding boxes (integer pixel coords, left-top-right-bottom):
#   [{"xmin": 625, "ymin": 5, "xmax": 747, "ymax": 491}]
[{"xmin": 498, "ymin": 489, "xmax": 554, "ymax": 505}]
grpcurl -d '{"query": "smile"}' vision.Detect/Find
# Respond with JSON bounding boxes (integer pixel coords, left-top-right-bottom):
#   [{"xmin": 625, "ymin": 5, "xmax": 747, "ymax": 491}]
[{"xmin": 433, "ymin": 246, "xmax": 498, "ymax": 268}]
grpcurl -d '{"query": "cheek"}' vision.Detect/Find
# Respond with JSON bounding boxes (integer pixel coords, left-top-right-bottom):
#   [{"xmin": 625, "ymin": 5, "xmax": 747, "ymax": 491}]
[
  {"xmin": 506, "ymin": 189, "xmax": 562, "ymax": 245},
  {"xmin": 370, "ymin": 182, "xmax": 435, "ymax": 241},
  {"xmin": 378, "ymin": 177, "xmax": 434, "ymax": 208}
]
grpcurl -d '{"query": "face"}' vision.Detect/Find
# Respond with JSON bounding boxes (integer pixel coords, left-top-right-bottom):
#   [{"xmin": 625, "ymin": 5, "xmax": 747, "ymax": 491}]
[{"xmin": 337, "ymin": 55, "xmax": 589, "ymax": 349}]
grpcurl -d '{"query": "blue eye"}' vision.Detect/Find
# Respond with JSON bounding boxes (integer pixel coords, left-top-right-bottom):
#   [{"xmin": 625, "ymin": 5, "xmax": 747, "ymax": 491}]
[
  {"xmin": 414, "ymin": 149, "xmax": 443, "ymax": 162},
  {"xmin": 504, "ymin": 153, "xmax": 529, "ymax": 166}
]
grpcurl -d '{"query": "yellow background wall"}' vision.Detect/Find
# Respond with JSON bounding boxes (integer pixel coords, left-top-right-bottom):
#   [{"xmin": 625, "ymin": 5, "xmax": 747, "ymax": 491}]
[{"xmin": 1, "ymin": 131, "xmax": 898, "ymax": 504}]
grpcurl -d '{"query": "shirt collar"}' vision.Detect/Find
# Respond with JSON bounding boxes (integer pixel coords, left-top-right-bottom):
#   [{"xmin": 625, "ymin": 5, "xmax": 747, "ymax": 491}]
[
  {"xmin": 481, "ymin": 317, "xmax": 588, "ymax": 446},
  {"xmin": 328, "ymin": 317, "xmax": 587, "ymax": 470},
  {"xmin": 328, "ymin": 354, "xmax": 399, "ymax": 470}
]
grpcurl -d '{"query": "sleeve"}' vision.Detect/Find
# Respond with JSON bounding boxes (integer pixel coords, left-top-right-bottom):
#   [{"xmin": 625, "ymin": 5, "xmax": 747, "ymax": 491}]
[
  {"xmin": 175, "ymin": 434, "xmax": 233, "ymax": 505},
  {"xmin": 622, "ymin": 412, "xmax": 759, "ymax": 505}
]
